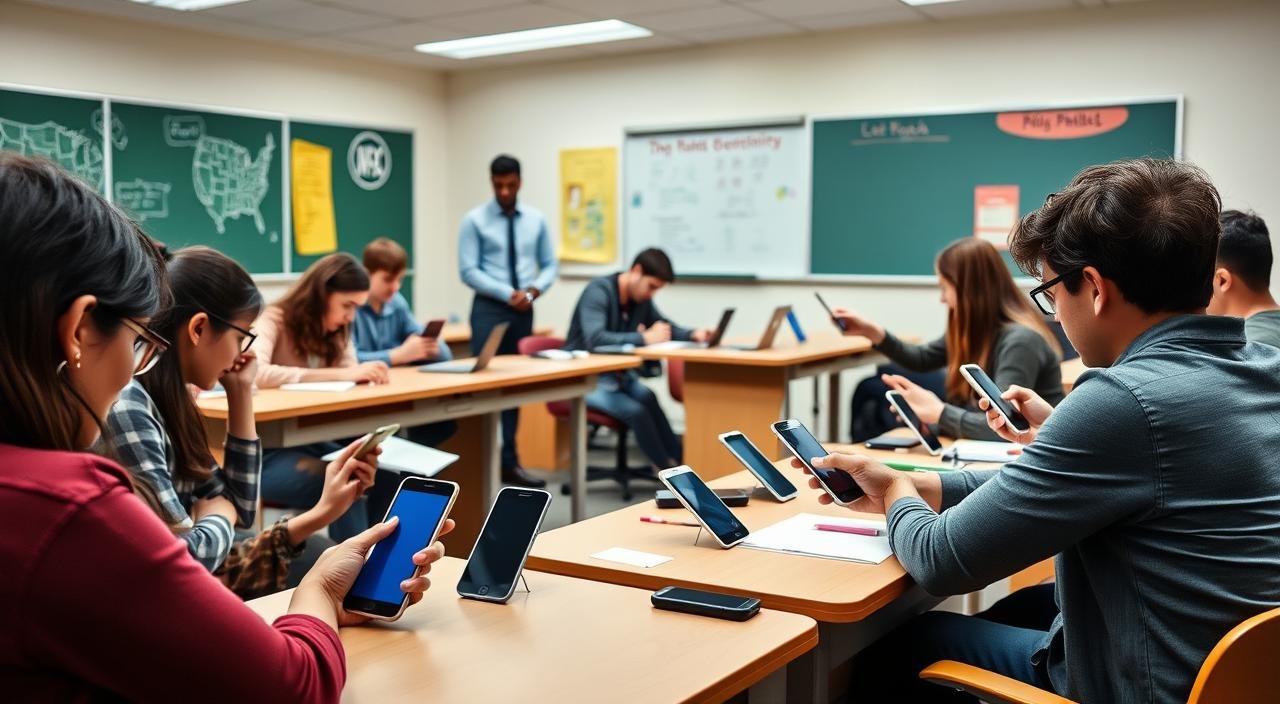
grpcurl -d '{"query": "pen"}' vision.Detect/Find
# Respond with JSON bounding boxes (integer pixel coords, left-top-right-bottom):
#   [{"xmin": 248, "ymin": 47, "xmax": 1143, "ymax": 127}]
[
  {"xmin": 883, "ymin": 460, "xmax": 954, "ymax": 473},
  {"xmin": 814, "ymin": 523, "xmax": 883, "ymax": 537},
  {"xmin": 640, "ymin": 516, "xmax": 700, "ymax": 527}
]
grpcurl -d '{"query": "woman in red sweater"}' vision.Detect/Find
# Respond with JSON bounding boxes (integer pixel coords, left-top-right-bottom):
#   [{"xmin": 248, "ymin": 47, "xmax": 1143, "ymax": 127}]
[{"xmin": 0, "ymin": 154, "xmax": 450, "ymax": 702}]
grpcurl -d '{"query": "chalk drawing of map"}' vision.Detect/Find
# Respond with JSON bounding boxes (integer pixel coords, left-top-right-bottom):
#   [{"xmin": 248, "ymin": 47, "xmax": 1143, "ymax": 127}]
[
  {"xmin": 164, "ymin": 115, "xmax": 275, "ymax": 234},
  {"xmin": 115, "ymin": 178, "xmax": 171, "ymax": 221},
  {"xmin": 0, "ymin": 112, "xmax": 122, "ymax": 190}
]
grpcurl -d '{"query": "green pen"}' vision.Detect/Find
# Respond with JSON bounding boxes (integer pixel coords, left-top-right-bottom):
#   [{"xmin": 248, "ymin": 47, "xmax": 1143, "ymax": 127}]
[{"xmin": 883, "ymin": 460, "xmax": 955, "ymax": 473}]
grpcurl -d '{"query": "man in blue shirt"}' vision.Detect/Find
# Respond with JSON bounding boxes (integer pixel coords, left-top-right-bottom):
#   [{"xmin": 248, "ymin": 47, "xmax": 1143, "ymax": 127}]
[{"xmin": 458, "ymin": 154, "xmax": 557, "ymax": 488}]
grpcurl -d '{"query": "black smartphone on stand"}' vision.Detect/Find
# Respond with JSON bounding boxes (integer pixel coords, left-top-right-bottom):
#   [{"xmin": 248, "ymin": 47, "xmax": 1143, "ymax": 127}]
[
  {"xmin": 343, "ymin": 477, "xmax": 458, "ymax": 621},
  {"xmin": 457, "ymin": 487, "xmax": 552, "ymax": 603}
]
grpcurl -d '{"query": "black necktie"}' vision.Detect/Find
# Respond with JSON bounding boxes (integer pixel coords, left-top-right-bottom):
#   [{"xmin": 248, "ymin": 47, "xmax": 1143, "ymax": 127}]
[{"xmin": 505, "ymin": 211, "xmax": 519, "ymax": 290}]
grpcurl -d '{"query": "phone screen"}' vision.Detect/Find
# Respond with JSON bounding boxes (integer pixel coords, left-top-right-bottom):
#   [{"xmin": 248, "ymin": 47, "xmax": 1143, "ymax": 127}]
[
  {"xmin": 345, "ymin": 481, "xmax": 451, "ymax": 614},
  {"xmin": 774, "ymin": 421, "xmax": 864, "ymax": 503},
  {"xmin": 458, "ymin": 489, "xmax": 549, "ymax": 599},
  {"xmin": 664, "ymin": 471, "xmax": 749, "ymax": 545},
  {"xmin": 887, "ymin": 392, "xmax": 944, "ymax": 453},
  {"xmin": 659, "ymin": 587, "xmax": 754, "ymax": 610},
  {"xmin": 723, "ymin": 433, "xmax": 797, "ymax": 499},
  {"xmin": 814, "ymin": 292, "xmax": 849, "ymax": 332},
  {"xmin": 965, "ymin": 365, "xmax": 1029, "ymax": 431}
]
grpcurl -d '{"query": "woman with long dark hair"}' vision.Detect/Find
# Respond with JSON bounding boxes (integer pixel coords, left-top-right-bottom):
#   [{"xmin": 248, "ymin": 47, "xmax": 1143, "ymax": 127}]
[{"xmin": 836, "ymin": 238, "xmax": 1064, "ymax": 440}]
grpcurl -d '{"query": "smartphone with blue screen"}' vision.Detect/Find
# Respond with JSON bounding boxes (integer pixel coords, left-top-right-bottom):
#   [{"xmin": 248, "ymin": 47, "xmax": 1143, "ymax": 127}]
[{"xmin": 343, "ymin": 476, "xmax": 458, "ymax": 621}]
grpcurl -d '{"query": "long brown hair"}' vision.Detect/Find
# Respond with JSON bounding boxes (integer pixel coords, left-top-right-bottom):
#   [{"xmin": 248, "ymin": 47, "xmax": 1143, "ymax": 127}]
[
  {"xmin": 937, "ymin": 238, "xmax": 1062, "ymax": 403},
  {"xmin": 275, "ymin": 252, "xmax": 369, "ymax": 366},
  {"xmin": 0, "ymin": 154, "xmax": 165, "ymax": 507},
  {"xmin": 139, "ymin": 247, "xmax": 262, "ymax": 486}
]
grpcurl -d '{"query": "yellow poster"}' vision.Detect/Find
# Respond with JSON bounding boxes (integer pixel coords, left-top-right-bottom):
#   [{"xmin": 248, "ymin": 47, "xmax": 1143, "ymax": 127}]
[
  {"xmin": 559, "ymin": 147, "xmax": 617, "ymax": 263},
  {"xmin": 291, "ymin": 138, "xmax": 338, "ymax": 256}
]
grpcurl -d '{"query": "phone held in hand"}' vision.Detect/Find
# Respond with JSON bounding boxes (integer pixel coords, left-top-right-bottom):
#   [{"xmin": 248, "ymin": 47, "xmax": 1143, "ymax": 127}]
[
  {"xmin": 959, "ymin": 363, "xmax": 1031, "ymax": 434},
  {"xmin": 354, "ymin": 423, "xmax": 400, "ymax": 459},
  {"xmin": 420, "ymin": 318, "xmax": 446, "ymax": 340},
  {"xmin": 814, "ymin": 292, "xmax": 849, "ymax": 332},
  {"xmin": 772, "ymin": 418, "xmax": 864, "ymax": 505}
]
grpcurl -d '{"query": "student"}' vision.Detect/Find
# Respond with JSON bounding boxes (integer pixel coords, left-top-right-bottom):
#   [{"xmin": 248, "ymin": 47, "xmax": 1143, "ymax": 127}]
[
  {"xmin": 834, "ymin": 238, "xmax": 1063, "ymax": 440},
  {"xmin": 0, "ymin": 154, "xmax": 446, "ymax": 700},
  {"xmin": 563, "ymin": 248, "xmax": 711, "ymax": 470},
  {"xmin": 105, "ymin": 246, "xmax": 375, "ymax": 598},
  {"xmin": 353, "ymin": 237, "xmax": 456, "ymax": 447},
  {"xmin": 254, "ymin": 252, "xmax": 392, "ymax": 541},
  {"xmin": 1207, "ymin": 209, "xmax": 1280, "ymax": 347},
  {"xmin": 458, "ymin": 154, "xmax": 557, "ymax": 488},
  {"xmin": 802, "ymin": 159, "xmax": 1280, "ymax": 702}
]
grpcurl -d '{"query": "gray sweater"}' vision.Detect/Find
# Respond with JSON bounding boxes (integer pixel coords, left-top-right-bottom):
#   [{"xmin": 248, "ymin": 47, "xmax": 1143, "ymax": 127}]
[
  {"xmin": 888, "ymin": 315, "xmax": 1280, "ymax": 703},
  {"xmin": 877, "ymin": 324, "xmax": 1064, "ymax": 440},
  {"xmin": 563, "ymin": 273, "xmax": 693, "ymax": 351}
]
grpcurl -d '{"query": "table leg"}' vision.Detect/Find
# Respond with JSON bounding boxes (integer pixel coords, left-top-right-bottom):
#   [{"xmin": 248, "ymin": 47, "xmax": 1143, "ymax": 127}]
[
  {"xmin": 827, "ymin": 372, "xmax": 841, "ymax": 443},
  {"xmin": 683, "ymin": 362, "xmax": 789, "ymax": 479},
  {"xmin": 568, "ymin": 395, "xmax": 587, "ymax": 522},
  {"xmin": 435, "ymin": 414, "xmax": 495, "ymax": 557}
]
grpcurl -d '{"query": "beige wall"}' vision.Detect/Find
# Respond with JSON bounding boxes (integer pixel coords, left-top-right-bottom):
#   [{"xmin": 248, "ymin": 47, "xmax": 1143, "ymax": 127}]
[
  {"xmin": 444, "ymin": 0, "xmax": 1280, "ymax": 433},
  {"xmin": 0, "ymin": 1, "xmax": 450, "ymax": 313}
]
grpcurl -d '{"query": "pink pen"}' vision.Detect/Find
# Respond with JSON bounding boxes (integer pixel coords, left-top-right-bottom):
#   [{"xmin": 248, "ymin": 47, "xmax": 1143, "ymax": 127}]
[
  {"xmin": 641, "ymin": 516, "xmax": 700, "ymax": 528},
  {"xmin": 814, "ymin": 523, "xmax": 883, "ymax": 537}
]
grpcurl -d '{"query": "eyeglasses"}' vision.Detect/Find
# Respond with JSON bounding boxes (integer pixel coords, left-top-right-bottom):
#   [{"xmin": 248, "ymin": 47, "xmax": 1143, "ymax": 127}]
[
  {"xmin": 205, "ymin": 311, "xmax": 257, "ymax": 354},
  {"xmin": 120, "ymin": 317, "xmax": 171, "ymax": 376},
  {"xmin": 1028, "ymin": 266, "xmax": 1083, "ymax": 316}
]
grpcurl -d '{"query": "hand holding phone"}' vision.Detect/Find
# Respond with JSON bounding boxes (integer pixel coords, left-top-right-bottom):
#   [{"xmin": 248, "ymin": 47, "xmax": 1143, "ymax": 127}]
[
  {"xmin": 814, "ymin": 292, "xmax": 849, "ymax": 332},
  {"xmin": 771, "ymin": 419, "xmax": 864, "ymax": 505},
  {"xmin": 959, "ymin": 364, "xmax": 1031, "ymax": 435},
  {"xmin": 420, "ymin": 319, "xmax": 446, "ymax": 340},
  {"xmin": 354, "ymin": 423, "xmax": 400, "ymax": 459},
  {"xmin": 979, "ymin": 384, "xmax": 1055, "ymax": 443}
]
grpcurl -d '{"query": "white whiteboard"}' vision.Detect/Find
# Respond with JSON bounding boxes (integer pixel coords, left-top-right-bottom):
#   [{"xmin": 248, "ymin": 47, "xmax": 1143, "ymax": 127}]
[{"xmin": 623, "ymin": 122, "xmax": 808, "ymax": 277}]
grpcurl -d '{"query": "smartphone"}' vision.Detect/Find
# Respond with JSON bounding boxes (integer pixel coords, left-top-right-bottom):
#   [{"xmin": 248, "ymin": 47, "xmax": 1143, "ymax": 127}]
[
  {"xmin": 655, "ymin": 488, "xmax": 749, "ymax": 508},
  {"xmin": 864, "ymin": 436, "xmax": 920, "ymax": 450},
  {"xmin": 814, "ymin": 292, "xmax": 849, "ymax": 332},
  {"xmin": 718, "ymin": 431, "xmax": 798, "ymax": 502},
  {"xmin": 354, "ymin": 423, "xmax": 400, "ymax": 459},
  {"xmin": 343, "ymin": 477, "xmax": 458, "ymax": 621},
  {"xmin": 884, "ymin": 391, "xmax": 946, "ymax": 456},
  {"xmin": 771, "ymin": 419, "xmax": 864, "ymax": 505},
  {"xmin": 656, "ymin": 466, "xmax": 750, "ymax": 548},
  {"xmin": 420, "ymin": 318, "xmax": 446, "ymax": 340},
  {"xmin": 651, "ymin": 586, "xmax": 761, "ymax": 622},
  {"xmin": 959, "ymin": 363, "xmax": 1031, "ymax": 434},
  {"xmin": 458, "ymin": 487, "xmax": 551, "ymax": 603}
]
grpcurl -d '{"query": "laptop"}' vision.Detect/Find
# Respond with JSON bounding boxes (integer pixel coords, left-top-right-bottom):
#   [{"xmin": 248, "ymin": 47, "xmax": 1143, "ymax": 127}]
[
  {"xmin": 644, "ymin": 308, "xmax": 736, "ymax": 350},
  {"xmin": 719, "ymin": 305, "xmax": 790, "ymax": 351},
  {"xmin": 418, "ymin": 322, "xmax": 509, "ymax": 374}
]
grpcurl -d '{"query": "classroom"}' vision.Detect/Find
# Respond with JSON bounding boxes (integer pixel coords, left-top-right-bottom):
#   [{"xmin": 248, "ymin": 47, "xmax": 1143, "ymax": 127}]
[{"xmin": 2, "ymin": 0, "xmax": 1279, "ymax": 702}]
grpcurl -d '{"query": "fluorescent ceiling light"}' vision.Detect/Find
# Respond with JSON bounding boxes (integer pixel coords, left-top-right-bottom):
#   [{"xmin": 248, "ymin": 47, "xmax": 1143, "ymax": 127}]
[
  {"xmin": 128, "ymin": 0, "xmax": 251, "ymax": 10},
  {"xmin": 416, "ymin": 19, "xmax": 652, "ymax": 60},
  {"xmin": 900, "ymin": 0, "xmax": 966, "ymax": 5}
]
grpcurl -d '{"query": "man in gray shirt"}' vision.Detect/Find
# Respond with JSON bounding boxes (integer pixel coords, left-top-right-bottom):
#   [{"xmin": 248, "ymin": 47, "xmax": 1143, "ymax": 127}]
[
  {"xmin": 1207, "ymin": 209, "xmax": 1280, "ymax": 348},
  {"xmin": 802, "ymin": 159, "xmax": 1280, "ymax": 702}
]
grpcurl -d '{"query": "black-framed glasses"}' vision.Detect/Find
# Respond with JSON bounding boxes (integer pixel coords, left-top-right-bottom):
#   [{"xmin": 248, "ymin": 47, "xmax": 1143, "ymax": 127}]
[
  {"xmin": 120, "ymin": 317, "xmax": 170, "ymax": 376},
  {"xmin": 206, "ymin": 311, "xmax": 257, "ymax": 354},
  {"xmin": 1028, "ymin": 266, "xmax": 1083, "ymax": 316}
]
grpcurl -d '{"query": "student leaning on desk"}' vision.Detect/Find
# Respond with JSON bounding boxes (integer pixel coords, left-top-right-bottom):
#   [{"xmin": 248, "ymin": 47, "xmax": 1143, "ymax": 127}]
[
  {"xmin": 832, "ymin": 238, "xmax": 1064, "ymax": 441},
  {"xmin": 0, "ymin": 155, "xmax": 448, "ymax": 702},
  {"xmin": 792, "ymin": 158, "xmax": 1280, "ymax": 702}
]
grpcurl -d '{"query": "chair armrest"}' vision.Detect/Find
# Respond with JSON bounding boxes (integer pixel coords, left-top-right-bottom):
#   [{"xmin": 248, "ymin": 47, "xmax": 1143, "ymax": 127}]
[{"xmin": 919, "ymin": 661, "xmax": 1075, "ymax": 704}]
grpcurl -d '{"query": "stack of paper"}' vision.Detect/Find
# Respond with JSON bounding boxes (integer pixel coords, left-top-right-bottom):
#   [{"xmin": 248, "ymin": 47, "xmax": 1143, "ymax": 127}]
[
  {"xmin": 280, "ymin": 381, "xmax": 356, "ymax": 392},
  {"xmin": 322, "ymin": 436, "xmax": 459, "ymax": 477},
  {"xmin": 741, "ymin": 513, "xmax": 893, "ymax": 564},
  {"xmin": 945, "ymin": 439, "xmax": 1023, "ymax": 463}
]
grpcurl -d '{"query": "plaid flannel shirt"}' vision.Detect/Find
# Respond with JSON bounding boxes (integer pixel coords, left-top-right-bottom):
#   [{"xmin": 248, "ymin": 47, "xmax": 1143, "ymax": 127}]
[{"xmin": 104, "ymin": 381, "xmax": 260, "ymax": 572}]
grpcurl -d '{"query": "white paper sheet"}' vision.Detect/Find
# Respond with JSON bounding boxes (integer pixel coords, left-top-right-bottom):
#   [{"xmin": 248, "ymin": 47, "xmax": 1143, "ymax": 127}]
[
  {"xmin": 322, "ymin": 436, "xmax": 458, "ymax": 477},
  {"xmin": 945, "ymin": 439, "xmax": 1024, "ymax": 463},
  {"xmin": 590, "ymin": 547, "xmax": 673, "ymax": 568},
  {"xmin": 740, "ymin": 513, "xmax": 892, "ymax": 564}
]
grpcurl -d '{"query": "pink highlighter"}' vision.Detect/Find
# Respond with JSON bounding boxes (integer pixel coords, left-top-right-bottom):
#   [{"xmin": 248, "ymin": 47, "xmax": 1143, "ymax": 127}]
[{"xmin": 814, "ymin": 523, "xmax": 883, "ymax": 537}]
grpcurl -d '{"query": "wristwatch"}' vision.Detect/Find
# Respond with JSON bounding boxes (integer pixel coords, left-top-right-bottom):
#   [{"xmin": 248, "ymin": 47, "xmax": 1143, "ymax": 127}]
[{"xmin": 523, "ymin": 291, "xmax": 535, "ymax": 303}]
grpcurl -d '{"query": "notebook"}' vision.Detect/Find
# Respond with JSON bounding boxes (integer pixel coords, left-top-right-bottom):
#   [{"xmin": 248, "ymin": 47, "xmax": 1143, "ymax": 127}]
[
  {"xmin": 740, "ymin": 513, "xmax": 892, "ymax": 564},
  {"xmin": 322, "ymin": 436, "xmax": 459, "ymax": 477},
  {"xmin": 944, "ymin": 439, "xmax": 1024, "ymax": 463}
]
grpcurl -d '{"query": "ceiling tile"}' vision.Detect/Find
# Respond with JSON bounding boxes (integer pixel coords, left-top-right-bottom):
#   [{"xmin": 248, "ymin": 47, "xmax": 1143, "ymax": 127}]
[
  {"xmin": 670, "ymin": 20, "xmax": 802, "ymax": 43},
  {"xmin": 734, "ymin": 0, "xmax": 902, "ymax": 21},
  {"xmin": 318, "ymin": 0, "xmax": 526, "ymax": 21},
  {"xmin": 583, "ymin": 33, "xmax": 694, "ymax": 55},
  {"xmin": 429, "ymin": 4, "xmax": 592, "ymax": 35},
  {"xmin": 790, "ymin": 5, "xmax": 925, "ymax": 31},
  {"xmin": 542, "ymin": 0, "xmax": 721, "ymax": 17},
  {"xmin": 203, "ymin": 0, "xmax": 320, "ymax": 20},
  {"xmin": 626, "ymin": 4, "xmax": 773, "ymax": 32},
  {"xmin": 915, "ymin": 0, "xmax": 1077, "ymax": 20},
  {"xmin": 244, "ymin": 4, "xmax": 397, "ymax": 33},
  {"xmin": 335, "ymin": 21, "xmax": 462, "ymax": 50},
  {"xmin": 284, "ymin": 34, "xmax": 397, "ymax": 54},
  {"xmin": 171, "ymin": 12, "xmax": 310, "ymax": 40}
]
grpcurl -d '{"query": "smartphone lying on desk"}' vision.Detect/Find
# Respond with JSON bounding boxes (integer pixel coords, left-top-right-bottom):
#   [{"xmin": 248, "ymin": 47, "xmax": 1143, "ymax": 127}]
[{"xmin": 652, "ymin": 586, "xmax": 760, "ymax": 621}]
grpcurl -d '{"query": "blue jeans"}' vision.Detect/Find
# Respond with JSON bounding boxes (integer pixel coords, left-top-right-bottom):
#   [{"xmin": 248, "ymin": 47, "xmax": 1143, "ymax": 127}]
[
  {"xmin": 261, "ymin": 441, "xmax": 397, "ymax": 543},
  {"xmin": 586, "ymin": 373, "xmax": 682, "ymax": 468},
  {"xmin": 850, "ymin": 584, "xmax": 1057, "ymax": 702}
]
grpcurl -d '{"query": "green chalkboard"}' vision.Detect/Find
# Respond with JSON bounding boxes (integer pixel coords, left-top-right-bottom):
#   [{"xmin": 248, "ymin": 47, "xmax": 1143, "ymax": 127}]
[
  {"xmin": 112, "ymin": 101, "xmax": 285, "ymax": 274},
  {"xmin": 0, "ymin": 86, "xmax": 111, "ymax": 193},
  {"xmin": 810, "ymin": 99, "xmax": 1179, "ymax": 277},
  {"xmin": 288, "ymin": 121, "xmax": 413, "ymax": 301}
]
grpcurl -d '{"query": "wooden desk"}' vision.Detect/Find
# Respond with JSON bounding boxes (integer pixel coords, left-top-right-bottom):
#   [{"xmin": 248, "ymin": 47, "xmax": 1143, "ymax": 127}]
[
  {"xmin": 246, "ymin": 557, "xmax": 818, "ymax": 703},
  {"xmin": 634, "ymin": 335, "xmax": 882, "ymax": 478},
  {"xmin": 197, "ymin": 356, "xmax": 639, "ymax": 551},
  {"xmin": 1061, "ymin": 357, "xmax": 1090, "ymax": 394},
  {"xmin": 440, "ymin": 322, "xmax": 554, "ymax": 357}
]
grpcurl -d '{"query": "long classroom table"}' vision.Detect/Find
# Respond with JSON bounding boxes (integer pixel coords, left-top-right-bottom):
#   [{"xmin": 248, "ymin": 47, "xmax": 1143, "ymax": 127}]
[
  {"xmin": 246, "ymin": 557, "xmax": 819, "ymax": 703},
  {"xmin": 634, "ymin": 334, "xmax": 883, "ymax": 478},
  {"xmin": 197, "ymin": 355, "xmax": 640, "ymax": 553}
]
